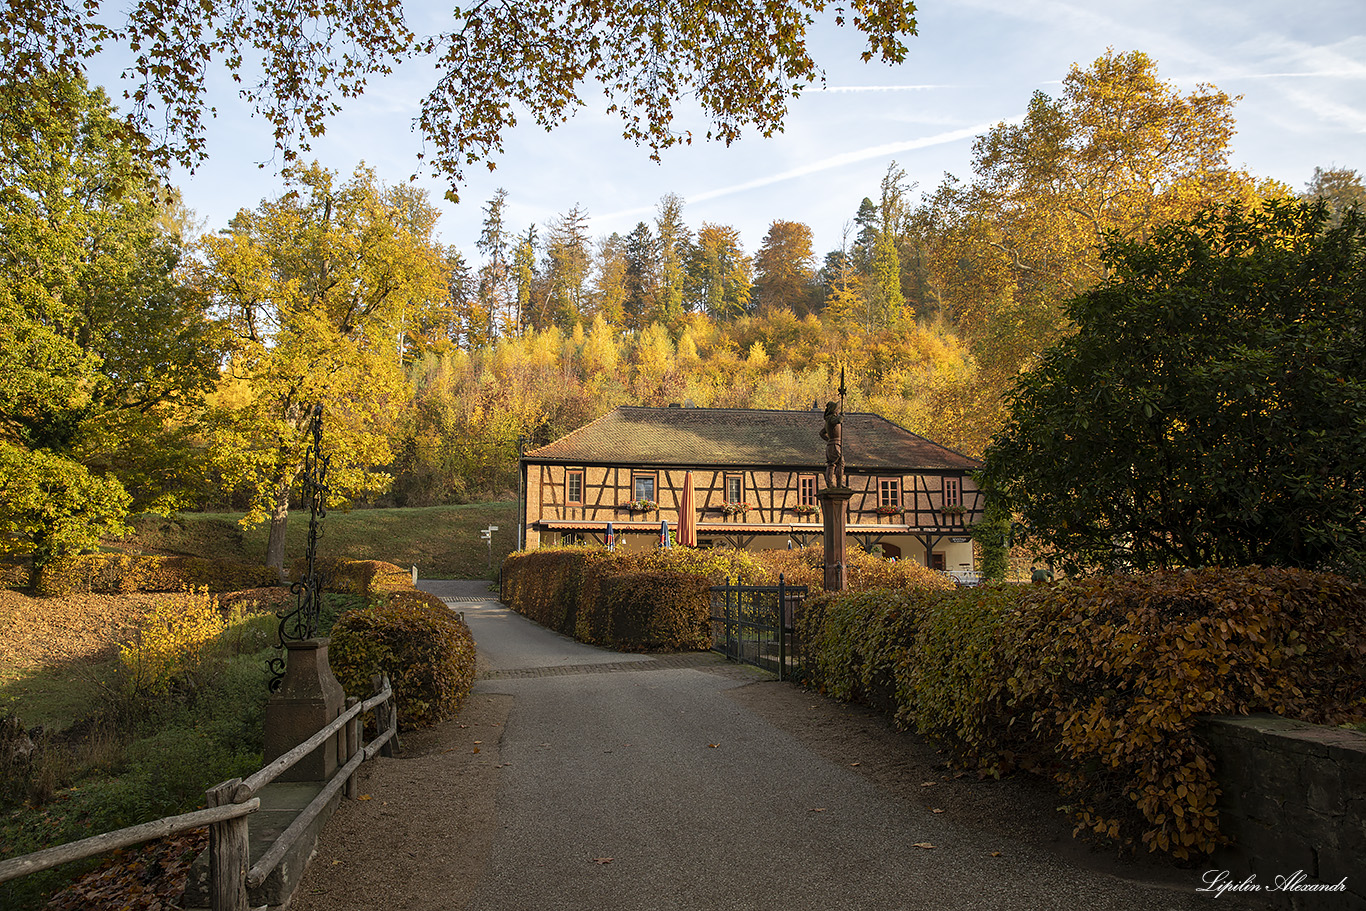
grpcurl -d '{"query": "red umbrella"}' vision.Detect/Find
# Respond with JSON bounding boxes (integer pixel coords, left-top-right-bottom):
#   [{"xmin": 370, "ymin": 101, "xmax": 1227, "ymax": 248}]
[{"xmin": 679, "ymin": 471, "xmax": 698, "ymax": 547}]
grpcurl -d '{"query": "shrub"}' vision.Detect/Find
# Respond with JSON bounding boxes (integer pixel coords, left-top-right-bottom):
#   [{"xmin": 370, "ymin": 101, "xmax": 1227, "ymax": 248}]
[
  {"xmin": 797, "ymin": 567, "xmax": 1366, "ymax": 860},
  {"xmin": 119, "ymin": 589, "xmax": 226, "ymax": 696},
  {"xmin": 36, "ymin": 554, "xmax": 279, "ymax": 596},
  {"xmin": 1000, "ymin": 567, "xmax": 1366, "ymax": 858},
  {"xmin": 293, "ymin": 558, "xmax": 414, "ymax": 596},
  {"xmin": 751, "ymin": 546, "xmax": 955, "ymax": 592},
  {"xmin": 591, "ymin": 570, "xmax": 714, "ymax": 651},
  {"xmin": 328, "ymin": 591, "xmax": 476, "ymax": 730},
  {"xmin": 500, "ymin": 546, "xmax": 767, "ymax": 650}
]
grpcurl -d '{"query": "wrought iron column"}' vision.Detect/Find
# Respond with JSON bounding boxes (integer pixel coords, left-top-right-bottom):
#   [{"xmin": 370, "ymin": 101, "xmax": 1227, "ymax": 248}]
[{"xmin": 268, "ymin": 404, "xmax": 330, "ymax": 691}]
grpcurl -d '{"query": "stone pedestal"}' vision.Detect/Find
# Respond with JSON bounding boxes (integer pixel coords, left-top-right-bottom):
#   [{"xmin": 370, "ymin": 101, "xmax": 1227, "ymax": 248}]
[
  {"xmin": 264, "ymin": 639, "xmax": 346, "ymax": 782},
  {"xmin": 819, "ymin": 487, "xmax": 853, "ymax": 592}
]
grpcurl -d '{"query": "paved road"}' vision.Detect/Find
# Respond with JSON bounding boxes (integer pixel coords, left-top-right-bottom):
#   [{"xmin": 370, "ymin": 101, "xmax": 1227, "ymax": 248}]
[{"xmin": 418, "ymin": 583, "xmax": 1220, "ymax": 911}]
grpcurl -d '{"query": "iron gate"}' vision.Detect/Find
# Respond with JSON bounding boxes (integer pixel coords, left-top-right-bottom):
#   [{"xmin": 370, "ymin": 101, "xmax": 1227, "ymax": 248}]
[{"xmin": 709, "ymin": 575, "xmax": 808, "ymax": 680}]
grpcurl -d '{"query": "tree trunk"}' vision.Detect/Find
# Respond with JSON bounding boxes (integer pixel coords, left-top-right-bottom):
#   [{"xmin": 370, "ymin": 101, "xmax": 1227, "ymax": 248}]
[{"xmin": 265, "ymin": 475, "xmax": 291, "ymax": 578}]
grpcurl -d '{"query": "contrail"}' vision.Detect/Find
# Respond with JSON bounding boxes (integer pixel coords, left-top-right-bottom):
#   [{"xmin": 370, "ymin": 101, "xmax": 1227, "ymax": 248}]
[
  {"xmin": 596, "ymin": 118, "xmax": 1022, "ymax": 222},
  {"xmin": 815, "ymin": 84, "xmax": 963, "ymax": 93}
]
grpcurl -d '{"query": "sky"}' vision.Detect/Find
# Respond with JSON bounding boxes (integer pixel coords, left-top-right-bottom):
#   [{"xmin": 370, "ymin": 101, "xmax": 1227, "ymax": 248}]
[{"xmin": 91, "ymin": 0, "xmax": 1365, "ymax": 260}]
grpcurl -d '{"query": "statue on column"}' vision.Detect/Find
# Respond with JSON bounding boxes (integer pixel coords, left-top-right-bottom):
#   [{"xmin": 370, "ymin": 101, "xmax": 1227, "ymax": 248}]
[{"xmin": 820, "ymin": 400, "xmax": 846, "ymax": 488}]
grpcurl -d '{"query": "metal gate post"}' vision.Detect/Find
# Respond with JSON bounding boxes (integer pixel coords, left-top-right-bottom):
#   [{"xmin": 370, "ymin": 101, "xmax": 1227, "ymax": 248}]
[{"xmin": 777, "ymin": 574, "xmax": 786, "ymax": 681}]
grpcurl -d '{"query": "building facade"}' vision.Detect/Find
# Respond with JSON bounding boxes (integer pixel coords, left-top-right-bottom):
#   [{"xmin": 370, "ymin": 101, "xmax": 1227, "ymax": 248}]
[{"xmin": 519, "ymin": 405, "xmax": 984, "ymax": 570}]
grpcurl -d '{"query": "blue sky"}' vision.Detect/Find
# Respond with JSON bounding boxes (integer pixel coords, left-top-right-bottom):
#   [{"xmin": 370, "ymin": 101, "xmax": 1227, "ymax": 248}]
[{"xmin": 95, "ymin": 0, "xmax": 1365, "ymax": 260}]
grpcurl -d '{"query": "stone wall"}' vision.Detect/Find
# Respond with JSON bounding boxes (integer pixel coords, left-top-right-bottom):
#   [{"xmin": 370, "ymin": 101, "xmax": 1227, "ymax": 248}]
[{"xmin": 1200, "ymin": 714, "xmax": 1366, "ymax": 909}]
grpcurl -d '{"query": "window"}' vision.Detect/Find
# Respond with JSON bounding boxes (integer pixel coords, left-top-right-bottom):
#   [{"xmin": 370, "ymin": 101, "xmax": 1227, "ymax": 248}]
[
  {"xmin": 633, "ymin": 472, "xmax": 655, "ymax": 502},
  {"xmin": 725, "ymin": 474, "xmax": 743, "ymax": 504},
  {"xmin": 878, "ymin": 478, "xmax": 900, "ymax": 508},
  {"xmin": 566, "ymin": 470, "xmax": 583, "ymax": 505},
  {"xmin": 944, "ymin": 476, "xmax": 961, "ymax": 508},
  {"xmin": 799, "ymin": 474, "xmax": 817, "ymax": 507}
]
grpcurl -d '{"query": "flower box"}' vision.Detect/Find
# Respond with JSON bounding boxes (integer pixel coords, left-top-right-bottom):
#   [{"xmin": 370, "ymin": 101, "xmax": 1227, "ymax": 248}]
[{"xmin": 625, "ymin": 499, "xmax": 657, "ymax": 513}]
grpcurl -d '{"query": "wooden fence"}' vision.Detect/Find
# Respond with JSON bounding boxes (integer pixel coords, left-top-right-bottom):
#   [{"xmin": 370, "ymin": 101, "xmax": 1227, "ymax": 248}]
[{"xmin": 0, "ymin": 674, "xmax": 398, "ymax": 911}]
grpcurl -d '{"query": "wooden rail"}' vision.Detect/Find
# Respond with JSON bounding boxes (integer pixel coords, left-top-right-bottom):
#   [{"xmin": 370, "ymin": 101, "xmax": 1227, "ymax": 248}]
[{"xmin": 0, "ymin": 674, "xmax": 397, "ymax": 911}]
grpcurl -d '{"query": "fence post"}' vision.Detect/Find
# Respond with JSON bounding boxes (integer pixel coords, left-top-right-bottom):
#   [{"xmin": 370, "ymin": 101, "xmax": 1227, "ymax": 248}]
[
  {"xmin": 206, "ymin": 778, "xmax": 249, "ymax": 911},
  {"xmin": 777, "ymin": 573, "xmax": 787, "ymax": 682},
  {"xmin": 344, "ymin": 696, "xmax": 360, "ymax": 799},
  {"xmin": 373, "ymin": 674, "xmax": 398, "ymax": 758}
]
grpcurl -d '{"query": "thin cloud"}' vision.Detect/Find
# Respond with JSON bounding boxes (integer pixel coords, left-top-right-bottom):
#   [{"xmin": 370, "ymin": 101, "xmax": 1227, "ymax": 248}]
[
  {"xmin": 595, "ymin": 119, "xmax": 1021, "ymax": 224},
  {"xmin": 816, "ymin": 84, "xmax": 964, "ymax": 93}
]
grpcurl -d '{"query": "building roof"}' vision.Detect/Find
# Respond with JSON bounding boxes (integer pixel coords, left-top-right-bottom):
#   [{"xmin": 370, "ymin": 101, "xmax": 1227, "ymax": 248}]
[{"xmin": 524, "ymin": 406, "xmax": 980, "ymax": 471}]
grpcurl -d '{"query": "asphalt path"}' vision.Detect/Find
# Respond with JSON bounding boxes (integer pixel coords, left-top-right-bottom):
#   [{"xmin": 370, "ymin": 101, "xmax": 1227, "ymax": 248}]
[{"xmin": 418, "ymin": 582, "xmax": 1220, "ymax": 911}]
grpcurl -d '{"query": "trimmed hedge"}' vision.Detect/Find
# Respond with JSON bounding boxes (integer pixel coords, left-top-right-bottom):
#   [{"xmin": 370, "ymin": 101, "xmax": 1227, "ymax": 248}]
[
  {"xmin": 291, "ymin": 557, "xmax": 413, "ymax": 596},
  {"xmin": 36, "ymin": 553, "xmax": 281, "ymax": 596},
  {"xmin": 798, "ymin": 567, "xmax": 1366, "ymax": 860},
  {"xmin": 501, "ymin": 546, "xmax": 765, "ymax": 651},
  {"xmin": 752, "ymin": 545, "xmax": 955, "ymax": 593},
  {"xmin": 328, "ymin": 589, "xmax": 476, "ymax": 730}
]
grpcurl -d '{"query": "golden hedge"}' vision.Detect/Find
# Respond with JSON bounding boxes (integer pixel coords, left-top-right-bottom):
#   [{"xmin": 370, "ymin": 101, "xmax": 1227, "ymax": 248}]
[{"xmin": 37, "ymin": 554, "xmax": 280, "ymax": 596}]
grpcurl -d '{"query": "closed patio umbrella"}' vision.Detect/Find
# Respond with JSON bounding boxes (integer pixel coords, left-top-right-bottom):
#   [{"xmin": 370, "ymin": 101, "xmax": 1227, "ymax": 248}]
[
  {"xmin": 605, "ymin": 521, "xmax": 615, "ymax": 551},
  {"xmin": 660, "ymin": 519, "xmax": 671, "ymax": 548},
  {"xmin": 679, "ymin": 471, "xmax": 698, "ymax": 547}
]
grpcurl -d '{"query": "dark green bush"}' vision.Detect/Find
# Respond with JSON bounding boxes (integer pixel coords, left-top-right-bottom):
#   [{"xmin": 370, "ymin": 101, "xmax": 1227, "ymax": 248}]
[
  {"xmin": 36, "ymin": 554, "xmax": 279, "ymax": 595},
  {"xmin": 328, "ymin": 591, "xmax": 476, "ymax": 730}
]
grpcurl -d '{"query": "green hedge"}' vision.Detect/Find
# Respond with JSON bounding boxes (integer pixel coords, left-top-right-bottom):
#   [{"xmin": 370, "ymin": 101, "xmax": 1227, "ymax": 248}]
[
  {"xmin": 328, "ymin": 589, "xmax": 476, "ymax": 730},
  {"xmin": 36, "ymin": 553, "xmax": 281, "ymax": 596},
  {"xmin": 501, "ymin": 546, "xmax": 765, "ymax": 651},
  {"xmin": 799, "ymin": 567, "xmax": 1366, "ymax": 860}
]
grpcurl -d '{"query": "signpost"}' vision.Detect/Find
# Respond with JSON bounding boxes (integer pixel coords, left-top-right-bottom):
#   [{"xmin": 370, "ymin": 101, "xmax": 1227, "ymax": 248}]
[{"xmin": 481, "ymin": 525, "xmax": 499, "ymax": 570}]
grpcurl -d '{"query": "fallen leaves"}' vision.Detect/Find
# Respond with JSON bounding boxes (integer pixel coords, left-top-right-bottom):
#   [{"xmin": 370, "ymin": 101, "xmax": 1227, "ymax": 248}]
[
  {"xmin": 45, "ymin": 829, "xmax": 209, "ymax": 911},
  {"xmin": 592, "ymin": 857, "xmax": 614, "ymax": 865},
  {"xmin": 913, "ymin": 843, "xmax": 936, "ymax": 850}
]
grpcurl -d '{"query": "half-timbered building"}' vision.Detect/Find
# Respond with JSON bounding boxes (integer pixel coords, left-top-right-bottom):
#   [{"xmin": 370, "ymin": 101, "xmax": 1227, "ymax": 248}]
[{"xmin": 519, "ymin": 405, "xmax": 985, "ymax": 570}]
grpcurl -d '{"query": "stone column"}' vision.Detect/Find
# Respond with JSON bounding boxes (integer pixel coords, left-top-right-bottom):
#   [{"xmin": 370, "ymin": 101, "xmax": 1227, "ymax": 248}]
[
  {"xmin": 264, "ymin": 639, "xmax": 346, "ymax": 781},
  {"xmin": 819, "ymin": 487, "xmax": 853, "ymax": 592}
]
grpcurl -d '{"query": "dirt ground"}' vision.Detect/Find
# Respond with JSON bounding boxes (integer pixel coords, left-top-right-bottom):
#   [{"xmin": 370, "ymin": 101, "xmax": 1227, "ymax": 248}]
[{"xmin": 289, "ymin": 674, "xmax": 1206, "ymax": 911}]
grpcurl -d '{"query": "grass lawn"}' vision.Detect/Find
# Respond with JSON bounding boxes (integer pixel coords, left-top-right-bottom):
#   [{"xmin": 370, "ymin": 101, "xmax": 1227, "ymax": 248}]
[{"xmin": 121, "ymin": 502, "xmax": 519, "ymax": 579}]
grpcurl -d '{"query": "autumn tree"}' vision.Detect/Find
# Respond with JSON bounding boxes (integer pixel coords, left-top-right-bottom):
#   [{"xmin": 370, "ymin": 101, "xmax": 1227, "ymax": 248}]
[
  {"xmin": 594, "ymin": 232, "xmax": 630, "ymax": 326},
  {"xmin": 1304, "ymin": 166, "xmax": 1364, "ymax": 226},
  {"xmin": 0, "ymin": 72, "xmax": 217, "ymax": 578},
  {"xmin": 623, "ymin": 221, "xmax": 660, "ymax": 329},
  {"xmin": 923, "ymin": 49, "xmax": 1273, "ymax": 379},
  {"xmin": 198, "ymin": 162, "xmax": 449, "ymax": 571},
  {"xmin": 539, "ymin": 204, "xmax": 594, "ymax": 330},
  {"xmin": 7, "ymin": 1, "xmax": 918, "ymax": 197},
  {"xmin": 687, "ymin": 223, "xmax": 752, "ymax": 319},
  {"xmin": 753, "ymin": 220, "xmax": 816, "ymax": 315},
  {"xmin": 981, "ymin": 201, "xmax": 1366, "ymax": 575},
  {"xmin": 654, "ymin": 193, "xmax": 691, "ymax": 325},
  {"xmin": 512, "ymin": 227, "xmax": 538, "ymax": 334}
]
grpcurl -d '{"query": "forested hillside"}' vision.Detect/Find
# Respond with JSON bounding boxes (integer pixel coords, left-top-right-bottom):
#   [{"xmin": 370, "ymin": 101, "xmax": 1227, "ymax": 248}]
[{"xmin": 4, "ymin": 50, "xmax": 1361, "ymax": 574}]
